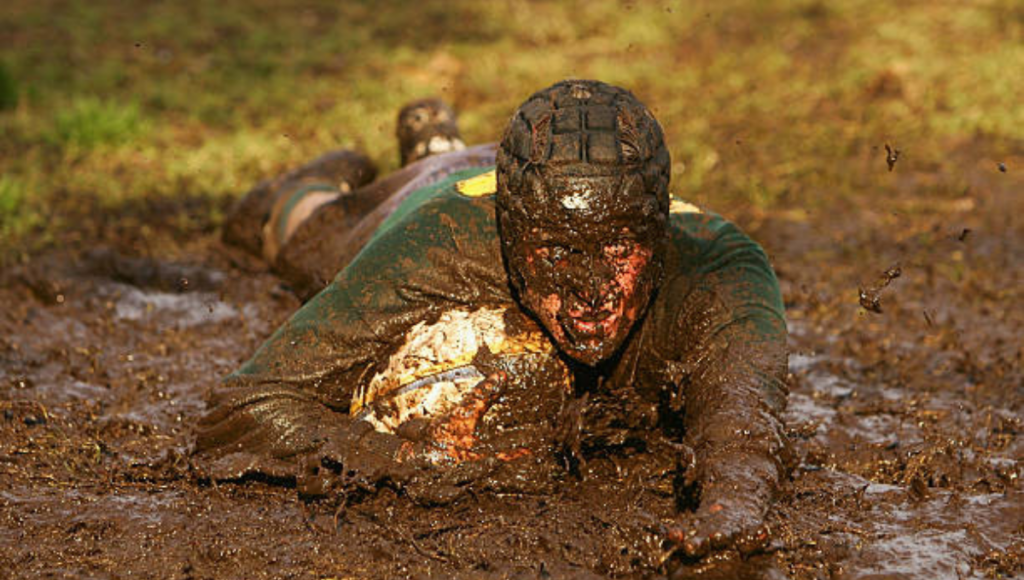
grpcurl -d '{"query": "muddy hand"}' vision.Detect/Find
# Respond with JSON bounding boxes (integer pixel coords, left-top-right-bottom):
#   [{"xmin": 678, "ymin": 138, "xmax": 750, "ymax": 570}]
[
  {"xmin": 400, "ymin": 371, "xmax": 515, "ymax": 504},
  {"xmin": 397, "ymin": 370, "xmax": 508, "ymax": 464},
  {"xmin": 297, "ymin": 419, "xmax": 415, "ymax": 498},
  {"xmin": 430, "ymin": 369, "xmax": 508, "ymax": 461},
  {"xmin": 666, "ymin": 485, "xmax": 771, "ymax": 558}
]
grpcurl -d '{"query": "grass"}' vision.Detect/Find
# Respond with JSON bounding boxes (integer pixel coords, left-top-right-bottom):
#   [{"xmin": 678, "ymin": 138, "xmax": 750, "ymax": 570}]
[
  {"xmin": 0, "ymin": 174, "xmax": 39, "ymax": 244},
  {"xmin": 0, "ymin": 0, "xmax": 1021, "ymax": 259},
  {"xmin": 0, "ymin": 62, "xmax": 16, "ymax": 111},
  {"xmin": 48, "ymin": 97, "xmax": 148, "ymax": 149}
]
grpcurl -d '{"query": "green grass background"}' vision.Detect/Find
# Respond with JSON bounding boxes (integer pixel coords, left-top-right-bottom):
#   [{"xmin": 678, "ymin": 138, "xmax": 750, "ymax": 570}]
[{"xmin": 1, "ymin": 0, "xmax": 1021, "ymax": 258}]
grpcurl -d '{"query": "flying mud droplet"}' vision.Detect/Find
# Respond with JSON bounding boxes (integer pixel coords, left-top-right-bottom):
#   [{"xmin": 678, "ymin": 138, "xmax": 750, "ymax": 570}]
[
  {"xmin": 883, "ymin": 265, "xmax": 901, "ymax": 280},
  {"xmin": 858, "ymin": 263, "xmax": 901, "ymax": 314},
  {"xmin": 859, "ymin": 289, "xmax": 882, "ymax": 313},
  {"xmin": 957, "ymin": 228, "xmax": 971, "ymax": 242},
  {"xmin": 884, "ymin": 144, "xmax": 900, "ymax": 172},
  {"xmin": 923, "ymin": 309, "xmax": 934, "ymax": 327},
  {"xmin": 997, "ymin": 162, "xmax": 1006, "ymax": 173}
]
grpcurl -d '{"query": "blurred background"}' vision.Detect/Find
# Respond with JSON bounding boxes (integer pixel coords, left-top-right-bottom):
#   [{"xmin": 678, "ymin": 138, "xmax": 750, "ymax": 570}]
[
  {"xmin": 0, "ymin": 0, "xmax": 1020, "ymax": 260},
  {"xmin": 0, "ymin": 4, "xmax": 1021, "ymax": 577}
]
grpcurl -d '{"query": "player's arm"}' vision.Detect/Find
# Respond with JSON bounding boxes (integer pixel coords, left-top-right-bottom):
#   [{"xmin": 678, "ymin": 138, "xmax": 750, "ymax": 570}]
[
  {"xmin": 194, "ymin": 191, "xmax": 507, "ymax": 495},
  {"xmin": 666, "ymin": 219, "xmax": 792, "ymax": 557},
  {"xmin": 192, "ymin": 278, "xmax": 425, "ymax": 495}
]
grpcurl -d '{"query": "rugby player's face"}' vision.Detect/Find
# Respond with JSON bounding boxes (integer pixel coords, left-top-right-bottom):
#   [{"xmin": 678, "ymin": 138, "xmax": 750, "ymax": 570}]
[{"xmin": 517, "ymin": 224, "xmax": 656, "ymax": 366}]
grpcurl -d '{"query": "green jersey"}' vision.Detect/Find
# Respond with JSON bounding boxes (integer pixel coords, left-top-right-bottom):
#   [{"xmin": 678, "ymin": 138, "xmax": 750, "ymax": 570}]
[{"xmin": 196, "ymin": 166, "xmax": 789, "ymax": 483}]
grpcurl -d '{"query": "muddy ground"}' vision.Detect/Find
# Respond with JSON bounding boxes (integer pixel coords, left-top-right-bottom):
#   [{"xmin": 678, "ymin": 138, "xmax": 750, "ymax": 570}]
[{"xmin": 1, "ymin": 148, "xmax": 1020, "ymax": 579}]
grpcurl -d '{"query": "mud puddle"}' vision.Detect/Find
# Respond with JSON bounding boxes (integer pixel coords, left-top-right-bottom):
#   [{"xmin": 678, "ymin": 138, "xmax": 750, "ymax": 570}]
[
  {"xmin": 2, "ymin": 159, "xmax": 1021, "ymax": 579},
  {"xmin": 779, "ymin": 325, "xmax": 1021, "ymax": 579}
]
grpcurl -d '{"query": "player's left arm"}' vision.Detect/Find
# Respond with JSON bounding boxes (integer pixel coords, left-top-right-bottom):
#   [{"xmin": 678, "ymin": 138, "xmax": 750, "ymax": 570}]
[{"xmin": 666, "ymin": 220, "xmax": 792, "ymax": 557}]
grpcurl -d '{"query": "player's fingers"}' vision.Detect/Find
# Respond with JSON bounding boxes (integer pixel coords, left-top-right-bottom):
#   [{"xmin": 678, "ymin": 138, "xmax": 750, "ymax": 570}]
[
  {"xmin": 447, "ymin": 370, "xmax": 508, "ymax": 427},
  {"xmin": 682, "ymin": 529, "xmax": 711, "ymax": 558},
  {"xmin": 735, "ymin": 523, "xmax": 772, "ymax": 555},
  {"xmin": 663, "ymin": 518, "xmax": 709, "ymax": 558},
  {"xmin": 666, "ymin": 495, "xmax": 771, "ymax": 558},
  {"xmin": 666, "ymin": 509, "xmax": 740, "ymax": 558},
  {"xmin": 396, "ymin": 417, "xmax": 431, "ymax": 442},
  {"xmin": 694, "ymin": 505, "xmax": 743, "ymax": 552},
  {"xmin": 470, "ymin": 370, "xmax": 508, "ymax": 402},
  {"xmin": 691, "ymin": 505, "xmax": 770, "ymax": 556}
]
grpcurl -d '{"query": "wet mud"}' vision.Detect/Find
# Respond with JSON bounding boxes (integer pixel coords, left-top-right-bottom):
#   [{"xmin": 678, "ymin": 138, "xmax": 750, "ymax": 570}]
[{"xmin": 1, "ymin": 158, "xmax": 1020, "ymax": 579}]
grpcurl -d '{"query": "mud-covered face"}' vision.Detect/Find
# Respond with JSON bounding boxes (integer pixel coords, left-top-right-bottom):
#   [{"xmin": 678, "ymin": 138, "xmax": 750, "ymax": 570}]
[{"xmin": 504, "ymin": 172, "xmax": 663, "ymax": 365}]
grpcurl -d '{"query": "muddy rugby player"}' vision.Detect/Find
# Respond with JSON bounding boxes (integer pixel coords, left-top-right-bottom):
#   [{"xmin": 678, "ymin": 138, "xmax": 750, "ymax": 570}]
[{"xmin": 196, "ymin": 79, "xmax": 792, "ymax": 559}]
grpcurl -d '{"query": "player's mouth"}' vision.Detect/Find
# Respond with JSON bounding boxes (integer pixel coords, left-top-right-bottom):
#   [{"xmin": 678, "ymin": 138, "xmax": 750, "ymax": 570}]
[
  {"xmin": 563, "ymin": 297, "xmax": 623, "ymax": 341},
  {"xmin": 567, "ymin": 311, "xmax": 618, "ymax": 336}
]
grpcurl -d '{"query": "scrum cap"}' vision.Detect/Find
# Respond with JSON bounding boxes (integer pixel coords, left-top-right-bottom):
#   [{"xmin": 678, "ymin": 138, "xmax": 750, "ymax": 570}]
[{"xmin": 495, "ymin": 79, "xmax": 671, "ymax": 223}]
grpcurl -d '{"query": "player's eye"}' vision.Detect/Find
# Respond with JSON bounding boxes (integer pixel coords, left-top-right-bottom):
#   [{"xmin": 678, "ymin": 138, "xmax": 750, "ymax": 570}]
[
  {"xmin": 604, "ymin": 239, "xmax": 634, "ymax": 259},
  {"xmin": 535, "ymin": 245, "xmax": 571, "ymax": 266}
]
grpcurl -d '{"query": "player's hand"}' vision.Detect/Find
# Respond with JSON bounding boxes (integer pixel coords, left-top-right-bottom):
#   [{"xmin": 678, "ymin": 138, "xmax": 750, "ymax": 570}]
[
  {"xmin": 296, "ymin": 419, "xmax": 416, "ymax": 498},
  {"xmin": 665, "ymin": 453, "xmax": 777, "ymax": 557},
  {"xmin": 394, "ymin": 371, "xmax": 518, "ymax": 505},
  {"xmin": 666, "ymin": 488, "xmax": 772, "ymax": 557},
  {"xmin": 394, "ymin": 370, "xmax": 508, "ymax": 465},
  {"xmin": 394, "ymin": 370, "xmax": 556, "ymax": 504}
]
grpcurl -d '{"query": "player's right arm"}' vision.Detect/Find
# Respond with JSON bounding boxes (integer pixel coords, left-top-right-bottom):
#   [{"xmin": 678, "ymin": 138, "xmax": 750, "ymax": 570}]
[{"xmin": 194, "ymin": 184, "xmax": 510, "ymax": 495}]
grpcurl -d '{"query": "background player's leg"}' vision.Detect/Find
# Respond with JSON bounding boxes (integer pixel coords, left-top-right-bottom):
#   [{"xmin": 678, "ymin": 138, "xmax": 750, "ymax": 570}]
[
  {"xmin": 274, "ymin": 143, "xmax": 498, "ymax": 300},
  {"xmin": 396, "ymin": 98, "xmax": 465, "ymax": 167},
  {"xmin": 221, "ymin": 149, "xmax": 377, "ymax": 257}
]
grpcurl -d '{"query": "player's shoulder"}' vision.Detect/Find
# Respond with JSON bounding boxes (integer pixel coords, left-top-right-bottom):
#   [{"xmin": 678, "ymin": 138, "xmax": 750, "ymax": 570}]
[
  {"xmin": 422, "ymin": 166, "xmax": 500, "ymax": 219},
  {"xmin": 407, "ymin": 165, "xmax": 499, "ymax": 214},
  {"xmin": 364, "ymin": 165, "xmax": 497, "ymax": 247},
  {"xmin": 403, "ymin": 166, "xmax": 500, "ymax": 233},
  {"xmin": 666, "ymin": 195, "xmax": 729, "ymax": 252},
  {"xmin": 664, "ymin": 196, "xmax": 774, "ymax": 277},
  {"xmin": 453, "ymin": 168, "xmax": 498, "ymax": 199},
  {"xmin": 666, "ymin": 196, "xmax": 759, "ymax": 245}
]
